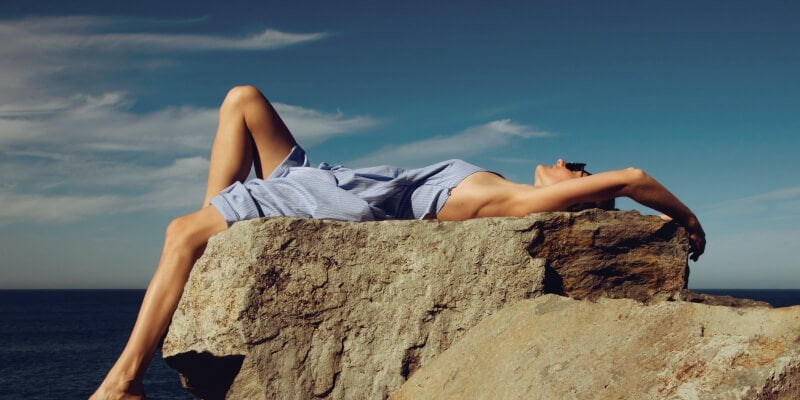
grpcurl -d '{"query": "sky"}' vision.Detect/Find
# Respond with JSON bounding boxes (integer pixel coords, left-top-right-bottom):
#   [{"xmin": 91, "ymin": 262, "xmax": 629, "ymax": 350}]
[{"xmin": 0, "ymin": 1, "xmax": 798, "ymax": 289}]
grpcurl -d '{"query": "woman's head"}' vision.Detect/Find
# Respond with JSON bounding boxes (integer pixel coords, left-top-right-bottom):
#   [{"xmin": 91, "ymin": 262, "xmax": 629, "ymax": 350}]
[
  {"xmin": 533, "ymin": 159, "xmax": 585, "ymax": 187},
  {"xmin": 533, "ymin": 159, "xmax": 616, "ymax": 212}
]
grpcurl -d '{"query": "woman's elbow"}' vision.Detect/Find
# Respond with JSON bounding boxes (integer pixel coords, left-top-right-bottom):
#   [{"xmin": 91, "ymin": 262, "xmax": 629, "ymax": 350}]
[
  {"xmin": 619, "ymin": 167, "xmax": 649, "ymax": 196},
  {"xmin": 625, "ymin": 167, "xmax": 648, "ymax": 182}
]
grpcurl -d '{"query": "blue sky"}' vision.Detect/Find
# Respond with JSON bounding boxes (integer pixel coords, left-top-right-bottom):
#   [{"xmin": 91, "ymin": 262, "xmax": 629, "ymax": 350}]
[{"xmin": 0, "ymin": 1, "xmax": 798, "ymax": 289}]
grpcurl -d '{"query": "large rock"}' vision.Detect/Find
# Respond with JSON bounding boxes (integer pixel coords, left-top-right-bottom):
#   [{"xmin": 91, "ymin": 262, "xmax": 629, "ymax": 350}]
[
  {"xmin": 162, "ymin": 210, "xmax": 688, "ymax": 399},
  {"xmin": 391, "ymin": 295, "xmax": 800, "ymax": 400}
]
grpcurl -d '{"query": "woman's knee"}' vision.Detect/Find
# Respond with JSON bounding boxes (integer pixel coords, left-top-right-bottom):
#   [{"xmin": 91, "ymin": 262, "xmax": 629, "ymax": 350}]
[
  {"xmin": 164, "ymin": 215, "xmax": 196, "ymax": 250},
  {"xmin": 164, "ymin": 208, "xmax": 225, "ymax": 250},
  {"xmin": 223, "ymin": 85, "xmax": 265, "ymax": 108}
]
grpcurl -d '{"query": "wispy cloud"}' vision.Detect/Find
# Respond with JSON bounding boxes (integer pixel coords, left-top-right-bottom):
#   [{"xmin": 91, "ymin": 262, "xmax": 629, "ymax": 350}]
[
  {"xmin": 0, "ymin": 93, "xmax": 379, "ymax": 224},
  {"xmin": 273, "ymin": 104, "xmax": 380, "ymax": 146},
  {"xmin": 0, "ymin": 192, "xmax": 123, "ymax": 224},
  {"xmin": 0, "ymin": 156, "xmax": 210, "ymax": 225},
  {"xmin": 0, "ymin": 15, "xmax": 326, "ymax": 52},
  {"xmin": 0, "ymin": 15, "xmax": 378, "ymax": 225},
  {"xmin": 704, "ymin": 185, "xmax": 800, "ymax": 216},
  {"xmin": 0, "ymin": 92, "xmax": 379, "ymax": 153},
  {"xmin": 0, "ymin": 15, "xmax": 327, "ymax": 106},
  {"xmin": 348, "ymin": 119, "xmax": 553, "ymax": 167}
]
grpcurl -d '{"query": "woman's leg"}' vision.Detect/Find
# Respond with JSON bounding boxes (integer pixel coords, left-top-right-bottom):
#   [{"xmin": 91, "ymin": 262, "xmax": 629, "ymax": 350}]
[
  {"xmin": 92, "ymin": 85, "xmax": 295, "ymax": 398},
  {"xmin": 90, "ymin": 206, "xmax": 227, "ymax": 399},
  {"xmin": 202, "ymin": 85, "xmax": 298, "ymax": 207}
]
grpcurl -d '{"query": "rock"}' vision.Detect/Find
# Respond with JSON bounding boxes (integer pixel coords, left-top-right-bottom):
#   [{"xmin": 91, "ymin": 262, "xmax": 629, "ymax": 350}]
[
  {"xmin": 672, "ymin": 289, "xmax": 772, "ymax": 308},
  {"xmin": 526, "ymin": 209, "xmax": 689, "ymax": 301},
  {"xmin": 162, "ymin": 210, "xmax": 689, "ymax": 399},
  {"xmin": 390, "ymin": 295, "xmax": 800, "ymax": 400}
]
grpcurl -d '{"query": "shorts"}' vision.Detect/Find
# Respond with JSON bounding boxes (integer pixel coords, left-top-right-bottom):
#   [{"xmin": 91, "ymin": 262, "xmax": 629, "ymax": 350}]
[{"xmin": 208, "ymin": 145, "xmax": 499, "ymax": 227}]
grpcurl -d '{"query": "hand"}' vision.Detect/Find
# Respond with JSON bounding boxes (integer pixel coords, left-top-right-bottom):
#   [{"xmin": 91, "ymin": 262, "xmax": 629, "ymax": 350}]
[
  {"xmin": 684, "ymin": 215, "xmax": 706, "ymax": 262},
  {"xmin": 659, "ymin": 214, "xmax": 705, "ymax": 262}
]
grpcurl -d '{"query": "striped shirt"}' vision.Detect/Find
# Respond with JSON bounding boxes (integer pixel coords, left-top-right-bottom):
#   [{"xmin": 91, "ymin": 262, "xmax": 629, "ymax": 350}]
[{"xmin": 208, "ymin": 145, "xmax": 491, "ymax": 227}]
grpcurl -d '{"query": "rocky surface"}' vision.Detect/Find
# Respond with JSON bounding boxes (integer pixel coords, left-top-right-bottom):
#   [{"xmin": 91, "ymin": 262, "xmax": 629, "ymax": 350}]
[
  {"xmin": 161, "ymin": 209, "xmax": 689, "ymax": 399},
  {"xmin": 391, "ymin": 294, "xmax": 800, "ymax": 400},
  {"xmin": 671, "ymin": 289, "xmax": 772, "ymax": 308}
]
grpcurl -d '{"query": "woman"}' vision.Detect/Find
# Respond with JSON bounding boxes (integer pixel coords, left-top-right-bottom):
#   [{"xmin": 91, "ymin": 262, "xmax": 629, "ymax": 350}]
[{"xmin": 90, "ymin": 85, "xmax": 705, "ymax": 399}]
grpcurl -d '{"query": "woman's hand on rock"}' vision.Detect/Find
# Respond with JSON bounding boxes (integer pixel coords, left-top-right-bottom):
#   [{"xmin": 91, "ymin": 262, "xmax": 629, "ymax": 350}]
[
  {"xmin": 684, "ymin": 215, "xmax": 706, "ymax": 262},
  {"xmin": 659, "ymin": 214, "xmax": 705, "ymax": 262}
]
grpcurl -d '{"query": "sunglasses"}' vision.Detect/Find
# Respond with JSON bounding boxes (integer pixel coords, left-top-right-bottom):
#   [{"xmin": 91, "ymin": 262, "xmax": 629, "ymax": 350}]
[
  {"xmin": 565, "ymin": 162, "xmax": 590, "ymax": 176},
  {"xmin": 565, "ymin": 162, "xmax": 586, "ymax": 172}
]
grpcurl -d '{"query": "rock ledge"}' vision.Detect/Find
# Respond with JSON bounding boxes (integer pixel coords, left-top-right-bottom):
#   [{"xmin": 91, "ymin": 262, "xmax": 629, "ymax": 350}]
[{"xmin": 163, "ymin": 210, "xmax": 689, "ymax": 399}]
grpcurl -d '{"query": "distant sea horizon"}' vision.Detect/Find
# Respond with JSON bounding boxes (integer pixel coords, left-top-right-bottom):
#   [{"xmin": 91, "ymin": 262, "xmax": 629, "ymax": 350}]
[{"xmin": 1, "ymin": 289, "xmax": 798, "ymax": 399}]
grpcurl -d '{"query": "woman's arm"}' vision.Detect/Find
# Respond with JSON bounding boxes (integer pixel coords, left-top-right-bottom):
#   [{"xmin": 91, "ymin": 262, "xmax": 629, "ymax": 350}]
[
  {"xmin": 619, "ymin": 168, "xmax": 706, "ymax": 261},
  {"xmin": 522, "ymin": 167, "xmax": 706, "ymax": 261}
]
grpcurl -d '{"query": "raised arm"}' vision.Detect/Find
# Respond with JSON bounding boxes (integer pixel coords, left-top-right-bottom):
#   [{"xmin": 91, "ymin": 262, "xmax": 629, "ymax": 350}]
[{"xmin": 514, "ymin": 167, "xmax": 706, "ymax": 261}]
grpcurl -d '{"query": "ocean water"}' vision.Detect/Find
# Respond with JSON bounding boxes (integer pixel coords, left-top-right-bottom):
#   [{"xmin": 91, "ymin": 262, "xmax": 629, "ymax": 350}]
[
  {"xmin": 0, "ymin": 290, "xmax": 188, "ymax": 400},
  {"xmin": 1, "ymin": 289, "xmax": 798, "ymax": 399}
]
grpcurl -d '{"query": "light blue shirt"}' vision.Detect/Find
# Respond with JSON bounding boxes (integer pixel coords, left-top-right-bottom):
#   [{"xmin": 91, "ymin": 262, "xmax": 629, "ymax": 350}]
[{"xmin": 209, "ymin": 145, "xmax": 489, "ymax": 227}]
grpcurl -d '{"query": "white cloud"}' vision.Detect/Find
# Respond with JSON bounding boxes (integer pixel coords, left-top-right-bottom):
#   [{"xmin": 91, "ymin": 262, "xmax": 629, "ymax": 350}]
[
  {"xmin": 0, "ymin": 15, "xmax": 375, "ymax": 154},
  {"xmin": 0, "ymin": 92, "xmax": 378, "ymax": 153},
  {"xmin": 0, "ymin": 15, "xmax": 326, "ymax": 52},
  {"xmin": 0, "ymin": 93, "xmax": 380, "ymax": 224},
  {"xmin": 0, "ymin": 15, "xmax": 327, "ymax": 107},
  {"xmin": 0, "ymin": 192, "xmax": 123, "ymax": 224},
  {"xmin": 0, "ymin": 92, "xmax": 216, "ymax": 152},
  {"xmin": 704, "ymin": 185, "xmax": 800, "ymax": 216},
  {"xmin": 0, "ymin": 15, "xmax": 379, "ymax": 225},
  {"xmin": 0, "ymin": 155, "xmax": 209, "ymax": 226},
  {"xmin": 273, "ymin": 103, "xmax": 380, "ymax": 146},
  {"xmin": 348, "ymin": 118, "xmax": 552, "ymax": 167}
]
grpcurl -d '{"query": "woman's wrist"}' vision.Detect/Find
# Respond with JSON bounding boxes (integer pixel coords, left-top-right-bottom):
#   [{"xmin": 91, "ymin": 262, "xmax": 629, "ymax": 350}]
[{"xmin": 683, "ymin": 213, "xmax": 703, "ymax": 232}]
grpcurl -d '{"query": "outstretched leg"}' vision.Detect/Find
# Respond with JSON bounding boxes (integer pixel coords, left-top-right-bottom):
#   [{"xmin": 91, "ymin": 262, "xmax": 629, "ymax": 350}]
[
  {"xmin": 202, "ymin": 85, "xmax": 298, "ymax": 207},
  {"xmin": 90, "ymin": 206, "xmax": 227, "ymax": 399}
]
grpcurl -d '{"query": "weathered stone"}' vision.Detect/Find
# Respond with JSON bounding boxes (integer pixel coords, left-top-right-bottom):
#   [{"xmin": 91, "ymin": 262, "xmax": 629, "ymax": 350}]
[
  {"xmin": 672, "ymin": 289, "xmax": 772, "ymax": 308},
  {"xmin": 391, "ymin": 294, "xmax": 800, "ymax": 400},
  {"xmin": 526, "ymin": 209, "xmax": 689, "ymax": 301},
  {"xmin": 162, "ymin": 210, "xmax": 688, "ymax": 399}
]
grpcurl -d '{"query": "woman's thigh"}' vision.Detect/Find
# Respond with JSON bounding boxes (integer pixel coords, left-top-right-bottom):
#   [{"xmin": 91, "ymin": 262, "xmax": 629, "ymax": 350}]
[{"xmin": 436, "ymin": 172, "xmax": 522, "ymax": 221}]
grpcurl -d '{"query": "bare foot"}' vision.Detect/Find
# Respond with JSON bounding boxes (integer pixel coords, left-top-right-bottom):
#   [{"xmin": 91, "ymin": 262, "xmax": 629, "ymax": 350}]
[{"xmin": 89, "ymin": 379, "xmax": 145, "ymax": 400}]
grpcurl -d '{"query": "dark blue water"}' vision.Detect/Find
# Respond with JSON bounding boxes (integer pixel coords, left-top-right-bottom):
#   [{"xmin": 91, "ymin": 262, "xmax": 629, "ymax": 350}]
[
  {"xmin": 1, "ymin": 289, "xmax": 798, "ymax": 399},
  {"xmin": 0, "ymin": 290, "xmax": 189, "ymax": 400}
]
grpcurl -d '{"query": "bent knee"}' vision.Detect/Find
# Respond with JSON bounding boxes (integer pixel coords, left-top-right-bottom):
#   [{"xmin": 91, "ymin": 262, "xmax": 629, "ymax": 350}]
[
  {"xmin": 165, "ymin": 216, "xmax": 195, "ymax": 248},
  {"xmin": 164, "ymin": 214, "xmax": 216, "ymax": 250},
  {"xmin": 166, "ymin": 207, "xmax": 227, "ymax": 246},
  {"xmin": 224, "ymin": 85, "xmax": 265, "ymax": 107}
]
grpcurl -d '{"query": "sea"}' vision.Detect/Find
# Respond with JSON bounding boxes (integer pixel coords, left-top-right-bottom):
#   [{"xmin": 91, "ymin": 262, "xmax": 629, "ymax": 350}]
[{"xmin": 1, "ymin": 289, "xmax": 799, "ymax": 399}]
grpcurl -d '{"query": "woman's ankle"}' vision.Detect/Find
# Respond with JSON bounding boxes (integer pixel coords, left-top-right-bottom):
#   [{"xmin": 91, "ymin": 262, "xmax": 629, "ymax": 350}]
[
  {"xmin": 99, "ymin": 376, "xmax": 144, "ymax": 394},
  {"xmin": 108, "ymin": 350, "xmax": 151, "ymax": 381}
]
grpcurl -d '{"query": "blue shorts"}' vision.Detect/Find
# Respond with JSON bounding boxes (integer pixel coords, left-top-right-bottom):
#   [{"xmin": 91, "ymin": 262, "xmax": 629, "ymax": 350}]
[{"xmin": 208, "ymin": 145, "xmax": 498, "ymax": 227}]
